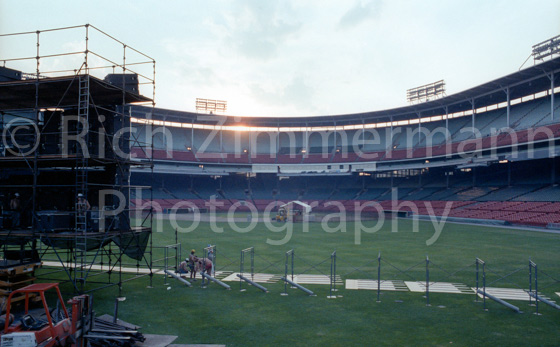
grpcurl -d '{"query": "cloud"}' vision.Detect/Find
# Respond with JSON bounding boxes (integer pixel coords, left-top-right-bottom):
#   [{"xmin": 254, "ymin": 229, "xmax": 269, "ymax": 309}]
[
  {"xmin": 338, "ymin": 1, "xmax": 382, "ymax": 29},
  {"xmin": 159, "ymin": 38, "xmax": 223, "ymax": 86},
  {"xmin": 249, "ymin": 74, "xmax": 315, "ymax": 114},
  {"xmin": 217, "ymin": 1, "xmax": 302, "ymax": 60},
  {"xmin": 283, "ymin": 76, "xmax": 314, "ymax": 109}
]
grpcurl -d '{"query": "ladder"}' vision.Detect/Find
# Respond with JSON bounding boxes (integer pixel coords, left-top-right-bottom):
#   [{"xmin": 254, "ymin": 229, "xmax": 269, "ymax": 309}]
[{"xmin": 74, "ymin": 75, "xmax": 90, "ymax": 291}]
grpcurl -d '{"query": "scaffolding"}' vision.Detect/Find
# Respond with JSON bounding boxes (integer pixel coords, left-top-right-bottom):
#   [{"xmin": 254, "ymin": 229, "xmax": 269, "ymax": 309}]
[{"xmin": 0, "ymin": 24, "xmax": 156, "ymax": 294}]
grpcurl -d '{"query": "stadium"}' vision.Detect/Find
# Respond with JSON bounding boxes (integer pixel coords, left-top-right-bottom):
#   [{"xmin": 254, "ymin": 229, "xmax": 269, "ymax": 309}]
[
  {"xmin": 0, "ymin": 23, "xmax": 559, "ymax": 346},
  {"xmin": 130, "ymin": 50, "xmax": 560, "ymax": 229}
]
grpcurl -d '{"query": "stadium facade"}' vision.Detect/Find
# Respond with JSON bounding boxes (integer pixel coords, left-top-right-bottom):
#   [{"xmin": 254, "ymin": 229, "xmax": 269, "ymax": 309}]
[{"xmin": 130, "ymin": 56, "xmax": 560, "ymax": 228}]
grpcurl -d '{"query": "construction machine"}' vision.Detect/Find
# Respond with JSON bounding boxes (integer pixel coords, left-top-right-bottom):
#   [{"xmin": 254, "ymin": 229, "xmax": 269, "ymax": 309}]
[{"xmin": 1, "ymin": 282, "xmax": 92, "ymax": 346}]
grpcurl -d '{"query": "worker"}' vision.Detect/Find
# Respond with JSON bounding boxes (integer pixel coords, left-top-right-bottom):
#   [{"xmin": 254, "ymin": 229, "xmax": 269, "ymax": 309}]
[
  {"xmin": 196, "ymin": 258, "xmax": 213, "ymax": 276},
  {"xmin": 188, "ymin": 249, "xmax": 198, "ymax": 280},
  {"xmin": 206, "ymin": 246, "xmax": 215, "ymax": 276},
  {"xmin": 9, "ymin": 193, "xmax": 21, "ymax": 228},
  {"xmin": 178, "ymin": 259, "xmax": 189, "ymax": 274},
  {"xmin": 207, "ymin": 246, "xmax": 214, "ymax": 261},
  {"xmin": 76, "ymin": 193, "xmax": 91, "ymax": 214}
]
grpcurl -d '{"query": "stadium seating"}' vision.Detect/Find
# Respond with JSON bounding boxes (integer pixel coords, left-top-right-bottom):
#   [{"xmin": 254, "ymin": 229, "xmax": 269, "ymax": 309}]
[
  {"xmin": 131, "ymin": 121, "xmax": 560, "ymax": 165},
  {"xmin": 129, "ymin": 87, "xmax": 560, "ymax": 229}
]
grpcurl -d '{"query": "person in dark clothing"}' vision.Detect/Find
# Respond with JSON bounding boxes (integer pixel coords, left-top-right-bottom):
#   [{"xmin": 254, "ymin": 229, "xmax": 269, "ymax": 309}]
[{"xmin": 9, "ymin": 193, "xmax": 21, "ymax": 228}]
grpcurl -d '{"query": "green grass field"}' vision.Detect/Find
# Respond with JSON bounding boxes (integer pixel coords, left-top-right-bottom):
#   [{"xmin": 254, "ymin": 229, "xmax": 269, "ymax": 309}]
[{"xmin": 50, "ymin": 218, "xmax": 560, "ymax": 346}]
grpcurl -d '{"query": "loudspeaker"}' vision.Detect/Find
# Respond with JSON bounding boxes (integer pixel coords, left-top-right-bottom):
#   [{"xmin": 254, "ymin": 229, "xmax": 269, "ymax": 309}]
[
  {"xmin": 104, "ymin": 73, "xmax": 139, "ymax": 94},
  {"xmin": 0, "ymin": 67, "xmax": 22, "ymax": 82}
]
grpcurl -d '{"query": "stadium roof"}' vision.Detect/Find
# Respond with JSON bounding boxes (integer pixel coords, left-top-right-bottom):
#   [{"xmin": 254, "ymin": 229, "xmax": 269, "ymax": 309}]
[{"xmin": 135, "ymin": 56, "xmax": 560, "ymax": 128}]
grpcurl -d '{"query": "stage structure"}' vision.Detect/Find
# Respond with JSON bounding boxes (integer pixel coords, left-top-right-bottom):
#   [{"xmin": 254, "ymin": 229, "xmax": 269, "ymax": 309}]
[{"xmin": 0, "ymin": 24, "xmax": 156, "ymax": 294}]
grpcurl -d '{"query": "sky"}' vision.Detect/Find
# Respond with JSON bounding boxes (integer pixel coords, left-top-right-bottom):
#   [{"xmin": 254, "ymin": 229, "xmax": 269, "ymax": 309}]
[{"xmin": 1, "ymin": 0, "xmax": 559, "ymax": 118}]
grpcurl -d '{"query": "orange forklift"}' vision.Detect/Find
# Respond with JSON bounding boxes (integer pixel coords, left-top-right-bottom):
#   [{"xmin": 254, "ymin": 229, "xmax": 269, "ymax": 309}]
[{"xmin": 1, "ymin": 283, "xmax": 92, "ymax": 346}]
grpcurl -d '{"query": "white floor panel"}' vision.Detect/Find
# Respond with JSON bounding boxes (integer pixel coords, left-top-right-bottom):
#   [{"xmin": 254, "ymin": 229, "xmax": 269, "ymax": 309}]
[
  {"xmin": 406, "ymin": 281, "xmax": 474, "ymax": 294},
  {"xmin": 473, "ymin": 287, "xmax": 552, "ymax": 301},
  {"xmin": 345, "ymin": 279, "xmax": 408, "ymax": 291},
  {"xmin": 221, "ymin": 272, "xmax": 281, "ymax": 283}
]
